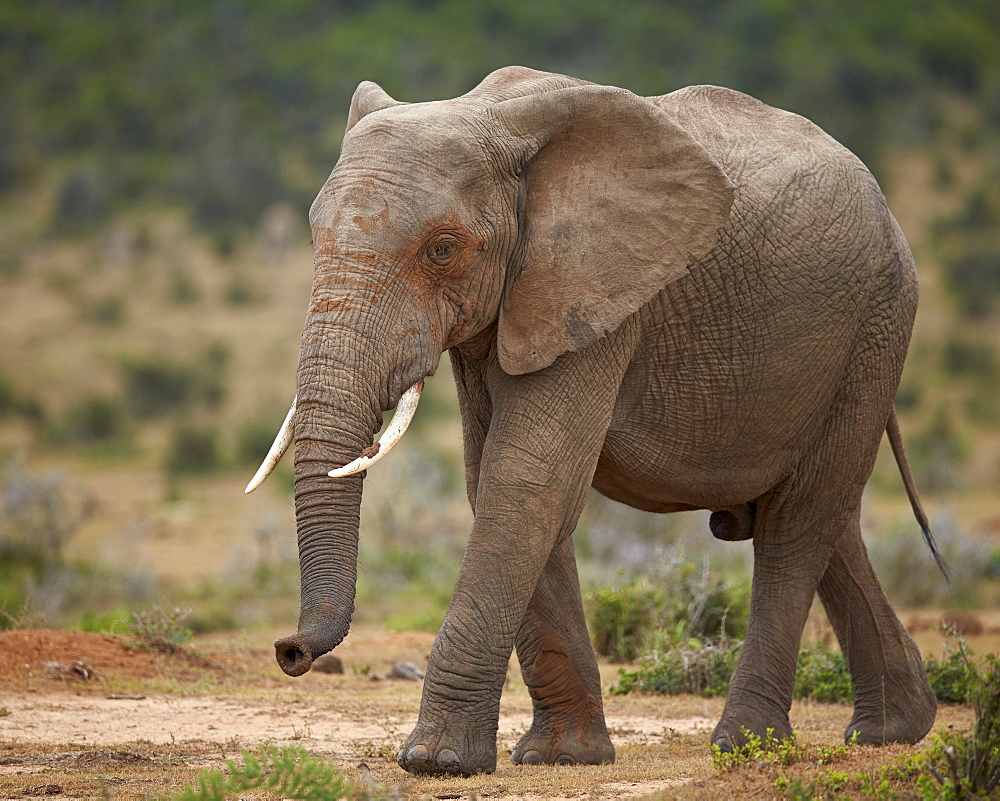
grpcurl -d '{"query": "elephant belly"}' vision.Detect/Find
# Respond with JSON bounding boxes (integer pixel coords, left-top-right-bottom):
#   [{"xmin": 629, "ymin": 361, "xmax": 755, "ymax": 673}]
[
  {"xmin": 592, "ymin": 428, "xmax": 790, "ymax": 513},
  {"xmin": 593, "ymin": 294, "xmax": 854, "ymax": 511}
]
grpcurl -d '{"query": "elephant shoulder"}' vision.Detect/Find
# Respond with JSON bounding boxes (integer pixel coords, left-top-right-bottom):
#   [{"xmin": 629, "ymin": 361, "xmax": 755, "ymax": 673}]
[
  {"xmin": 651, "ymin": 86, "xmax": 874, "ymax": 200},
  {"xmin": 652, "ymin": 86, "xmax": 855, "ymax": 165}
]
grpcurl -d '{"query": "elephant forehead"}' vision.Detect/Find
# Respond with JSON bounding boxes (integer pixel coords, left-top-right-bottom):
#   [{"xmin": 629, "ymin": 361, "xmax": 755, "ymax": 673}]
[
  {"xmin": 341, "ymin": 103, "xmax": 490, "ymax": 176},
  {"xmin": 309, "ymin": 175, "xmax": 456, "ymax": 235}
]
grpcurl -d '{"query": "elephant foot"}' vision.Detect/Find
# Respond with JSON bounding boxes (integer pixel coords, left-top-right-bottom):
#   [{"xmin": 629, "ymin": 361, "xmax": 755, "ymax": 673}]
[
  {"xmin": 710, "ymin": 702, "xmax": 793, "ymax": 753},
  {"xmin": 397, "ymin": 721, "xmax": 497, "ymax": 777},
  {"xmin": 511, "ymin": 716, "xmax": 615, "ymax": 766},
  {"xmin": 845, "ymin": 681, "xmax": 936, "ymax": 746}
]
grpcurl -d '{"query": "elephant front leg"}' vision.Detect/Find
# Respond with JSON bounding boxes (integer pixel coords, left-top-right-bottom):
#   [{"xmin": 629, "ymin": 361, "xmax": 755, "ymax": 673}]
[
  {"xmin": 511, "ymin": 536, "xmax": 614, "ymax": 767},
  {"xmin": 397, "ymin": 487, "xmax": 593, "ymax": 777},
  {"xmin": 397, "ymin": 366, "xmax": 622, "ymax": 777}
]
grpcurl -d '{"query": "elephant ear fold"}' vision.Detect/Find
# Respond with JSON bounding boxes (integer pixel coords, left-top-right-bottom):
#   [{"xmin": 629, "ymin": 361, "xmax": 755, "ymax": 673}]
[
  {"xmin": 493, "ymin": 85, "xmax": 735, "ymax": 375},
  {"xmin": 346, "ymin": 81, "xmax": 401, "ymax": 132}
]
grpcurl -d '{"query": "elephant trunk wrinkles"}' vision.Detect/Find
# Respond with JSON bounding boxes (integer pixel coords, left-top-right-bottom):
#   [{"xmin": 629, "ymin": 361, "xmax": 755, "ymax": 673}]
[{"xmin": 276, "ymin": 348, "xmax": 382, "ymax": 677}]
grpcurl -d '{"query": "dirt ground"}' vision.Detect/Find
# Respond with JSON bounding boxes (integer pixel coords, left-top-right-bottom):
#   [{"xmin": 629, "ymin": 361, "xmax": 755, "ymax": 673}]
[{"xmin": 0, "ymin": 625, "xmax": 983, "ymax": 800}]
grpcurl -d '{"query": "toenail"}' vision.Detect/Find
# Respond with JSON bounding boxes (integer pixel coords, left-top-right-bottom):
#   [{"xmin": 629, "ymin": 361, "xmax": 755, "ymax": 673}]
[
  {"xmin": 556, "ymin": 754, "xmax": 576, "ymax": 765},
  {"xmin": 436, "ymin": 748, "xmax": 460, "ymax": 769},
  {"xmin": 406, "ymin": 744, "xmax": 430, "ymax": 762},
  {"xmin": 713, "ymin": 737, "xmax": 734, "ymax": 753},
  {"xmin": 520, "ymin": 749, "xmax": 542, "ymax": 765}
]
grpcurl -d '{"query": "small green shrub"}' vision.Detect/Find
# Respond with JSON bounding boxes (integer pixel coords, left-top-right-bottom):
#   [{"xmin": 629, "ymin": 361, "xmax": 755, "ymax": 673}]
[
  {"xmin": 125, "ymin": 604, "xmax": 192, "ymax": 653},
  {"xmin": 611, "ymin": 636, "xmax": 741, "ymax": 697},
  {"xmin": 224, "ymin": 273, "xmax": 263, "ymax": 306},
  {"xmin": 235, "ymin": 414, "xmax": 286, "ymax": 467},
  {"xmin": 46, "ymin": 394, "xmax": 129, "ymax": 446},
  {"xmin": 942, "ymin": 338, "xmax": 998, "ymax": 377},
  {"xmin": 712, "ymin": 728, "xmax": 806, "ymax": 771},
  {"xmin": 164, "ymin": 424, "xmax": 221, "ymax": 476},
  {"xmin": 870, "ymin": 517, "xmax": 990, "ymax": 608},
  {"xmin": 943, "ymin": 250, "xmax": 1000, "ymax": 317},
  {"xmin": 76, "ymin": 609, "xmax": 131, "ymax": 634},
  {"xmin": 169, "ymin": 267, "xmax": 200, "ymax": 305},
  {"xmin": 82, "ymin": 295, "xmax": 126, "ymax": 327},
  {"xmin": 122, "ymin": 345, "xmax": 229, "ymax": 419},
  {"xmin": 614, "ymin": 640, "xmax": 854, "ymax": 703},
  {"xmin": 925, "ymin": 638, "xmax": 978, "ymax": 705},
  {"xmin": 589, "ymin": 579, "xmax": 662, "ymax": 662},
  {"xmin": 174, "ymin": 743, "xmax": 354, "ymax": 800},
  {"xmin": 586, "ymin": 564, "xmax": 749, "ymax": 662},
  {"xmin": 794, "ymin": 644, "xmax": 853, "ymax": 703},
  {"xmin": 909, "ymin": 408, "xmax": 969, "ymax": 493},
  {"xmin": 122, "ymin": 356, "xmax": 198, "ymax": 418},
  {"xmin": 0, "ymin": 248, "xmax": 23, "ymax": 279},
  {"xmin": 919, "ymin": 652, "xmax": 1000, "ymax": 798}
]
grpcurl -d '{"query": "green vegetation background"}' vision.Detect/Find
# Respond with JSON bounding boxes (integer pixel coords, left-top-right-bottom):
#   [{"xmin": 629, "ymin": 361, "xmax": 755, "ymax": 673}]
[{"xmin": 1, "ymin": 0, "xmax": 999, "ymax": 633}]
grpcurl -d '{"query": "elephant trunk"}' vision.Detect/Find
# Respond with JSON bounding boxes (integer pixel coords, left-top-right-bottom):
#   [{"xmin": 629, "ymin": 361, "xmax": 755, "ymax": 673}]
[{"xmin": 274, "ymin": 346, "xmax": 382, "ymax": 676}]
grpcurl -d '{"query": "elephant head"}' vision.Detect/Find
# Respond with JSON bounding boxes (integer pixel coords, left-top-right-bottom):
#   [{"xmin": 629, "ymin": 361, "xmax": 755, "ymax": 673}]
[{"xmin": 246, "ymin": 67, "xmax": 734, "ymax": 676}]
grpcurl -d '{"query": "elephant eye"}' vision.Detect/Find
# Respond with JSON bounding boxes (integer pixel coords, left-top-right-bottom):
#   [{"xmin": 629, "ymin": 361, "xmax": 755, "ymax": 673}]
[{"xmin": 428, "ymin": 240, "xmax": 457, "ymax": 266}]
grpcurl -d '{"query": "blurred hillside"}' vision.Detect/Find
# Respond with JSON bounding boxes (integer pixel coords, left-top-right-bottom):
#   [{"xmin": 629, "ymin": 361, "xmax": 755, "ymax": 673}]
[{"xmin": 0, "ymin": 1, "xmax": 999, "ymax": 627}]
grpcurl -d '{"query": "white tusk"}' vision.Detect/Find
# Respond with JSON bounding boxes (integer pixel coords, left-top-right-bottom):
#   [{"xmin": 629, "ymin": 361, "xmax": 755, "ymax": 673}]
[
  {"xmin": 328, "ymin": 380, "xmax": 423, "ymax": 478},
  {"xmin": 244, "ymin": 396, "xmax": 297, "ymax": 494}
]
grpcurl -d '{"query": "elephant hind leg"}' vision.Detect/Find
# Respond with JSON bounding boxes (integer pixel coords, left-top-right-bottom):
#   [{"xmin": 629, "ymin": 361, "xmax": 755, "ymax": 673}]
[
  {"xmin": 711, "ymin": 472, "xmax": 846, "ymax": 751},
  {"xmin": 818, "ymin": 509, "xmax": 936, "ymax": 745},
  {"xmin": 512, "ymin": 536, "xmax": 615, "ymax": 767}
]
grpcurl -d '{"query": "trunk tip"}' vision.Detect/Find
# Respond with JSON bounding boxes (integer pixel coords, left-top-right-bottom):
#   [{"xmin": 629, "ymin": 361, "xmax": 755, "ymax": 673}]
[{"xmin": 274, "ymin": 635, "xmax": 314, "ymax": 677}]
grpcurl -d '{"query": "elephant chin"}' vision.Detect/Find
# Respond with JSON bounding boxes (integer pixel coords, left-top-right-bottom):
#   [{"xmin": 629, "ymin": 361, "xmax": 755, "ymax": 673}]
[{"xmin": 274, "ymin": 630, "xmax": 342, "ymax": 677}]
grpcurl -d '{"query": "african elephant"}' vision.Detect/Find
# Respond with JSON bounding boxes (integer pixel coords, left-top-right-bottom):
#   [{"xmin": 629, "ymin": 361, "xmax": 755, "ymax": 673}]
[{"xmin": 246, "ymin": 66, "xmax": 940, "ymax": 777}]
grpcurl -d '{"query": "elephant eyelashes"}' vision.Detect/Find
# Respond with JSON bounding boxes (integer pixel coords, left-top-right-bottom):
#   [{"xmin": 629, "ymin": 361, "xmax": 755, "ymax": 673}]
[{"xmin": 428, "ymin": 240, "xmax": 457, "ymax": 266}]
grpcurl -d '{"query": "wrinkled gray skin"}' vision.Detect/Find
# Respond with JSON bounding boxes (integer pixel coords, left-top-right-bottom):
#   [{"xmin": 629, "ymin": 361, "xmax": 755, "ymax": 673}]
[{"xmin": 274, "ymin": 67, "xmax": 936, "ymax": 777}]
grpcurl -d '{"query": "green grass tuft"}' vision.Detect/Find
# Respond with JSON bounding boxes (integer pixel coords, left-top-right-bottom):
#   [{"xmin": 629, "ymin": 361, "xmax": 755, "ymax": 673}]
[{"xmin": 173, "ymin": 743, "xmax": 355, "ymax": 800}]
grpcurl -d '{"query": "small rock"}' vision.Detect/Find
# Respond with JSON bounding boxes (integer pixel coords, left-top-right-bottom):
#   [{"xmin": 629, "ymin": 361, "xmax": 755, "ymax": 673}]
[
  {"xmin": 312, "ymin": 654, "xmax": 344, "ymax": 674},
  {"xmin": 385, "ymin": 661, "xmax": 424, "ymax": 681},
  {"xmin": 43, "ymin": 661, "xmax": 99, "ymax": 681}
]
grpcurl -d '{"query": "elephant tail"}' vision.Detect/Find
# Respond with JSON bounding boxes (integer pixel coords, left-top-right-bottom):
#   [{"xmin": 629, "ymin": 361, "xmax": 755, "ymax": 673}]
[{"xmin": 886, "ymin": 406, "xmax": 950, "ymax": 582}]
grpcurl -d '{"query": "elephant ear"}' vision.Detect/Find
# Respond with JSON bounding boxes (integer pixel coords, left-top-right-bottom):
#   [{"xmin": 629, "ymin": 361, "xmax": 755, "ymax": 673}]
[
  {"xmin": 346, "ymin": 81, "xmax": 402, "ymax": 132},
  {"xmin": 493, "ymin": 85, "xmax": 735, "ymax": 375}
]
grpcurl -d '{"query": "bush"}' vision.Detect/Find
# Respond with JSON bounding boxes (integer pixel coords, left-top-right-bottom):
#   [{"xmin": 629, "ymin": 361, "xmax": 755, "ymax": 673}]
[
  {"xmin": 942, "ymin": 338, "xmax": 998, "ymax": 377},
  {"xmin": 122, "ymin": 356, "xmax": 199, "ymax": 418},
  {"xmin": 235, "ymin": 414, "xmax": 285, "ymax": 467},
  {"xmin": 925, "ymin": 638, "xmax": 978, "ymax": 704},
  {"xmin": 794, "ymin": 644, "xmax": 853, "ymax": 703},
  {"xmin": 586, "ymin": 562, "xmax": 749, "ymax": 662},
  {"xmin": 175, "ymin": 743, "xmax": 354, "ymax": 800},
  {"xmin": 908, "ymin": 408, "xmax": 969, "ymax": 494},
  {"xmin": 46, "ymin": 394, "xmax": 129, "ymax": 446},
  {"xmin": 869, "ymin": 514, "xmax": 990, "ymax": 607},
  {"xmin": 920, "ymin": 651, "xmax": 1000, "ymax": 797},
  {"xmin": 82, "ymin": 295, "xmax": 126, "ymax": 327},
  {"xmin": 164, "ymin": 424, "xmax": 221, "ymax": 476},
  {"xmin": 943, "ymin": 250, "xmax": 1000, "ymax": 317},
  {"xmin": 126, "ymin": 604, "xmax": 193, "ymax": 653},
  {"xmin": 169, "ymin": 268, "xmax": 199, "ymax": 305},
  {"xmin": 611, "ymin": 637, "xmax": 741, "ymax": 697},
  {"xmin": 122, "ymin": 344, "xmax": 229, "ymax": 419},
  {"xmin": 589, "ymin": 579, "xmax": 662, "ymax": 662}
]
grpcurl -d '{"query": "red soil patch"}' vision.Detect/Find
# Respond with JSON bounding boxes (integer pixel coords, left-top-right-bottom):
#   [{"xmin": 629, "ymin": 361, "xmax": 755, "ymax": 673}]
[{"xmin": 0, "ymin": 629, "xmax": 233, "ymax": 686}]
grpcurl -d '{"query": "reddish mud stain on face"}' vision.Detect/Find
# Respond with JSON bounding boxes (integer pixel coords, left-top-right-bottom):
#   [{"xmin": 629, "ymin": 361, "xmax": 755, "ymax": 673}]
[{"xmin": 310, "ymin": 298, "xmax": 353, "ymax": 314}]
